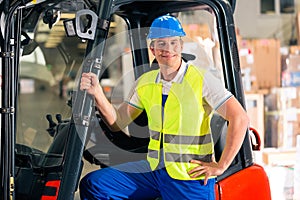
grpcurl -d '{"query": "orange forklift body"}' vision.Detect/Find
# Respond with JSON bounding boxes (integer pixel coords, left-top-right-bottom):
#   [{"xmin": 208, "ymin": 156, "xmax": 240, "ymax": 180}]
[{"xmin": 215, "ymin": 164, "xmax": 271, "ymax": 200}]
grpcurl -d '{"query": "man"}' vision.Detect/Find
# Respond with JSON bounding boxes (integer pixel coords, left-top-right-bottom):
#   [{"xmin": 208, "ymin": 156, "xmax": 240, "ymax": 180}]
[{"xmin": 79, "ymin": 14, "xmax": 249, "ymax": 200}]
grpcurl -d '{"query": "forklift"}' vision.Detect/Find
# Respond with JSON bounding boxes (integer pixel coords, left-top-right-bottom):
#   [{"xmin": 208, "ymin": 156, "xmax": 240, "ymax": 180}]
[{"xmin": 0, "ymin": 0, "xmax": 272, "ymax": 199}]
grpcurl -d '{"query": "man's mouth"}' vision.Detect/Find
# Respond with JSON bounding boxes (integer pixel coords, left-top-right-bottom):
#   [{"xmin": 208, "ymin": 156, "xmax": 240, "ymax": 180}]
[{"xmin": 161, "ymin": 54, "xmax": 176, "ymax": 59}]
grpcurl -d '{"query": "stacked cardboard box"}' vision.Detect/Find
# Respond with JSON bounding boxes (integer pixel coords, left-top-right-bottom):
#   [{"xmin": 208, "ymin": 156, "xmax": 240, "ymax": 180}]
[
  {"xmin": 253, "ymin": 39, "xmax": 281, "ymax": 89},
  {"xmin": 182, "ymin": 23, "xmax": 211, "ymax": 41},
  {"xmin": 239, "ymin": 39, "xmax": 281, "ymax": 91},
  {"xmin": 282, "ymin": 52, "xmax": 300, "ymax": 87},
  {"xmin": 290, "ymin": 45, "xmax": 300, "ymax": 55},
  {"xmin": 238, "ymin": 38, "xmax": 300, "ymax": 150},
  {"xmin": 262, "ymin": 148, "xmax": 296, "ymax": 166},
  {"xmin": 265, "ymin": 87, "xmax": 300, "ymax": 148}
]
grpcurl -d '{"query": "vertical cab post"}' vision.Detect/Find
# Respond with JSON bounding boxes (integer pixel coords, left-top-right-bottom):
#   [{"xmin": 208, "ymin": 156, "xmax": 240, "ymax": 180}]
[{"xmin": 56, "ymin": 0, "xmax": 114, "ymax": 199}]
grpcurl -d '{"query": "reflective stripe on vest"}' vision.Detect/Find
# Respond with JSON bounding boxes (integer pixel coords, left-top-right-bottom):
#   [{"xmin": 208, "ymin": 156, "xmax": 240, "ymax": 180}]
[{"xmin": 136, "ymin": 64, "xmax": 214, "ymax": 180}]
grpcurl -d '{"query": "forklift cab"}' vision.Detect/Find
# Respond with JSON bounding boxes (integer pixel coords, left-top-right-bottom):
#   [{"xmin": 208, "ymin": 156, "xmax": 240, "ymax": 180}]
[{"xmin": 0, "ymin": 0, "xmax": 271, "ymax": 199}]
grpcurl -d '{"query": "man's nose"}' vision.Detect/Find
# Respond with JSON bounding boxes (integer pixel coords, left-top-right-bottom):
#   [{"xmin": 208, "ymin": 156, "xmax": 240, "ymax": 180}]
[{"xmin": 162, "ymin": 42, "xmax": 172, "ymax": 51}]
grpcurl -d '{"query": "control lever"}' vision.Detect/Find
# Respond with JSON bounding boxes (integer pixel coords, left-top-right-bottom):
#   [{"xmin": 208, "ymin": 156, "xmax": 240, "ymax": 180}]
[
  {"xmin": 56, "ymin": 114, "xmax": 62, "ymax": 123},
  {"xmin": 46, "ymin": 114, "xmax": 57, "ymax": 137}
]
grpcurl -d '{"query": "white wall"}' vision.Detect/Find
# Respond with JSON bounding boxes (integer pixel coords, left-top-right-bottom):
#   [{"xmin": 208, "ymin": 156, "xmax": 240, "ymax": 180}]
[{"xmin": 234, "ymin": 0, "xmax": 300, "ymax": 45}]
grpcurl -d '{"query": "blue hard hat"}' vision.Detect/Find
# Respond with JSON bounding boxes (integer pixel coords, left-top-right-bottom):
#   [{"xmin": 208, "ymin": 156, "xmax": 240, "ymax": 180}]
[{"xmin": 148, "ymin": 15, "xmax": 186, "ymax": 39}]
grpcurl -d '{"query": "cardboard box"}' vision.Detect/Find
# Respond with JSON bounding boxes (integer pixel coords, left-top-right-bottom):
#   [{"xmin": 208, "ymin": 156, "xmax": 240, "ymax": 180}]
[
  {"xmin": 290, "ymin": 45, "xmax": 300, "ymax": 55},
  {"xmin": 286, "ymin": 54, "xmax": 300, "ymax": 71},
  {"xmin": 264, "ymin": 87, "xmax": 300, "ymax": 148},
  {"xmin": 239, "ymin": 40, "xmax": 257, "ymax": 91},
  {"xmin": 182, "ymin": 23, "xmax": 211, "ymax": 41},
  {"xmin": 238, "ymin": 39, "xmax": 254, "ymax": 69},
  {"xmin": 266, "ymin": 164, "xmax": 295, "ymax": 200},
  {"xmin": 252, "ymin": 39, "xmax": 281, "ymax": 89},
  {"xmin": 282, "ymin": 55, "xmax": 300, "ymax": 87},
  {"xmin": 238, "ymin": 39, "xmax": 281, "ymax": 90},
  {"xmin": 291, "ymin": 86, "xmax": 300, "ymax": 107},
  {"xmin": 264, "ymin": 115, "xmax": 299, "ymax": 148},
  {"xmin": 262, "ymin": 148, "xmax": 296, "ymax": 166}
]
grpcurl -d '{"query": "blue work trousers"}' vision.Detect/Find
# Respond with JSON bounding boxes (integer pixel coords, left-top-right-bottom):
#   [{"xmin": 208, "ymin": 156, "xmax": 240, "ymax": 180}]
[{"xmin": 79, "ymin": 160, "xmax": 215, "ymax": 200}]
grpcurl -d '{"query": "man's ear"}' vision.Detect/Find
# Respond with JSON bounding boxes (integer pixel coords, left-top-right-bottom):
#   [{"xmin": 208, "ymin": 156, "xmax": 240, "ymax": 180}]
[{"xmin": 150, "ymin": 46, "xmax": 155, "ymax": 55}]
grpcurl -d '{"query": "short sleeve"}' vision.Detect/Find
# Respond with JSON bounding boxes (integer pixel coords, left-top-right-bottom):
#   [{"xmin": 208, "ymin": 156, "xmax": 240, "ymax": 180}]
[
  {"xmin": 203, "ymin": 70, "xmax": 233, "ymax": 110},
  {"xmin": 125, "ymin": 80, "xmax": 144, "ymax": 110}
]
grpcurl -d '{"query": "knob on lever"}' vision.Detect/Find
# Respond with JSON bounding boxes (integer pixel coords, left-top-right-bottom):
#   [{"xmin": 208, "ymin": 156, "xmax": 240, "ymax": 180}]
[
  {"xmin": 46, "ymin": 114, "xmax": 57, "ymax": 137},
  {"xmin": 56, "ymin": 114, "xmax": 62, "ymax": 123}
]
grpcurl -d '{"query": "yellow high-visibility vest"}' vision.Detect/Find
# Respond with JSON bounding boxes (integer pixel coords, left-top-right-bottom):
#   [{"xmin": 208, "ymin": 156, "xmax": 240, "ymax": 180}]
[{"xmin": 136, "ymin": 64, "xmax": 214, "ymax": 180}]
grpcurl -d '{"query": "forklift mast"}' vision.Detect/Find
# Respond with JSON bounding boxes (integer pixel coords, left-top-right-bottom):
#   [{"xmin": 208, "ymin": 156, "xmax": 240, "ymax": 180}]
[{"xmin": 0, "ymin": 0, "xmax": 271, "ymax": 200}]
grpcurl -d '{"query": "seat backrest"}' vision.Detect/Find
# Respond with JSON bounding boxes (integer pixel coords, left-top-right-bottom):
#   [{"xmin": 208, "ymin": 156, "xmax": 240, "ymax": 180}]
[{"xmin": 210, "ymin": 113, "xmax": 228, "ymax": 162}]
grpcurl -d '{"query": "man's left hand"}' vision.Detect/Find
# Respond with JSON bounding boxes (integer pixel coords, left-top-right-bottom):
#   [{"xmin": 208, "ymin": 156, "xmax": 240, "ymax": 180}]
[{"xmin": 188, "ymin": 160, "xmax": 225, "ymax": 185}]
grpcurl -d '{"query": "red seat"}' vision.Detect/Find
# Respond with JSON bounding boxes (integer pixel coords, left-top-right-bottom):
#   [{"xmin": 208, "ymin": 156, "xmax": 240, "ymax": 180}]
[{"xmin": 215, "ymin": 164, "xmax": 271, "ymax": 200}]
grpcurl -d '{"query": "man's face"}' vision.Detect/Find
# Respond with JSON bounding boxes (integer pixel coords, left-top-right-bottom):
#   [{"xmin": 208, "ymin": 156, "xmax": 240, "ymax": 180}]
[{"xmin": 150, "ymin": 37, "xmax": 183, "ymax": 68}]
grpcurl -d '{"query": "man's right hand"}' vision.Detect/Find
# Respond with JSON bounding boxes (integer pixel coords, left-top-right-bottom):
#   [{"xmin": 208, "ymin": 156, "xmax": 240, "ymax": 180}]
[{"xmin": 80, "ymin": 72, "xmax": 102, "ymax": 97}]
